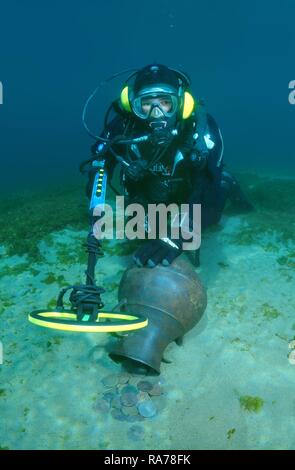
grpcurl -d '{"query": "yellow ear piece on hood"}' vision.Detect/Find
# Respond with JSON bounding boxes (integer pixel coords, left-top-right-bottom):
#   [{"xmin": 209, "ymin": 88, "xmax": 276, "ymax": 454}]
[
  {"xmin": 120, "ymin": 86, "xmax": 132, "ymax": 112},
  {"xmin": 182, "ymin": 91, "xmax": 195, "ymax": 119}
]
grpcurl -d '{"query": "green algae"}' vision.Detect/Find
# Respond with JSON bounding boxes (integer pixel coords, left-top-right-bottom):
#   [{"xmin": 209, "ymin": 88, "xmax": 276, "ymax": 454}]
[
  {"xmin": 0, "ymin": 185, "xmax": 89, "ymax": 260},
  {"xmin": 43, "ymin": 273, "xmax": 57, "ymax": 284},
  {"xmin": 263, "ymin": 243, "xmax": 281, "ymax": 253},
  {"xmin": 277, "ymin": 255, "xmax": 295, "ymax": 269},
  {"xmin": 54, "ymin": 238, "xmax": 108, "ymax": 268},
  {"xmin": 103, "ymin": 239, "xmax": 142, "ymax": 257},
  {"xmin": 225, "ymin": 173, "xmax": 295, "ymax": 247},
  {"xmin": 43, "ymin": 273, "xmax": 65, "ymax": 285},
  {"xmin": 45, "ymin": 337, "xmax": 63, "ymax": 350},
  {"xmin": 0, "ymin": 389, "xmax": 7, "ymax": 398},
  {"xmin": 230, "ymin": 337, "xmax": 251, "ymax": 352},
  {"xmin": 107, "ymin": 282, "xmax": 119, "ymax": 292},
  {"xmin": 227, "ymin": 428, "xmax": 236, "ymax": 439},
  {"xmin": 1, "ymin": 174, "xmax": 294, "ymax": 264},
  {"xmin": 261, "ymin": 303, "xmax": 281, "ymax": 320},
  {"xmin": 216, "ymin": 297, "xmax": 247, "ymax": 318},
  {"xmin": 46, "ymin": 298, "xmax": 58, "ymax": 310},
  {"xmin": 218, "ymin": 261, "xmax": 229, "ymax": 268},
  {"xmin": 0, "ymin": 262, "xmax": 30, "ymax": 278},
  {"xmin": 30, "ymin": 268, "xmax": 40, "ymax": 276},
  {"xmin": 229, "ymin": 214, "xmax": 292, "ymax": 248},
  {"xmin": 231, "ymin": 172, "xmax": 295, "ymax": 213},
  {"xmin": 239, "ymin": 395, "xmax": 264, "ymax": 413},
  {"xmin": 76, "ymin": 246, "xmax": 89, "ymax": 264},
  {"xmin": 54, "ymin": 336, "xmax": 62, "ymax": 345},
  {"xmin": 55, "ymin": 242, "xmax": 87, "ymax": 266},
  {"xmin": 0, "ymin": 299, "xmax": 15, "ymax": 317},
  {"xmin": 230, "ymin": 225, "xmax": 259, "ymax": 246},
  {"xmin": 0, "ymin": 446, "xmax": 9, "ymax": 450},
  {"xmin": 278, "ymin": 269, "xmax": 293, "ymax": 282}
]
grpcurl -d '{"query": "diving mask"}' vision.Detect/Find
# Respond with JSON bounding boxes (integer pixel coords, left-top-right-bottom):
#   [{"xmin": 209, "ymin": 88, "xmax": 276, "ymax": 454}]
[{"xmin": 131, "ymin": 89, "xmax": 179, "ymax": 121}]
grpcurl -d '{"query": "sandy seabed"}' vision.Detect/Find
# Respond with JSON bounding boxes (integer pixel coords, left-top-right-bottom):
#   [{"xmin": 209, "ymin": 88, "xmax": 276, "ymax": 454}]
[{"xmin": 0, "ymin": 187, "xmax": 295, "ymax": 450}]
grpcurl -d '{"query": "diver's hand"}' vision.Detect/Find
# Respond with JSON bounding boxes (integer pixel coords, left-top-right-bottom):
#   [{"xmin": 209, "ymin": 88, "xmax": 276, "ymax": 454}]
[
  {"xmin": 133, "ymin": 238, "xmax": 182, "ymax": 268},
  {"xmin": 125, "ymin": 160, "xmax": 149, "ymax": 182}
]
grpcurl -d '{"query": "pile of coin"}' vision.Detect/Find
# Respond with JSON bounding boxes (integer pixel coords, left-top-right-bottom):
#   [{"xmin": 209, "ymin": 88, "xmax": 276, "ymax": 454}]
[{"xmin": 93, "ymin": 373, "xmax": 165, "ymax": 424}]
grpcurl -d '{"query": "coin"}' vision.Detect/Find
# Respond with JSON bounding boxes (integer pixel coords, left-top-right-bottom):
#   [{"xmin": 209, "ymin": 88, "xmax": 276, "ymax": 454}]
[
  {"xmin": 129, "ymin": 376, "xmax": 141, "ymax": 387},
  {"xmin": 102, "ymin": 389, "xmax": 117, "ymax": 402},
  {"xmin": 137, "ymin": 399, "xmax": 157, "ymax": 418},
  {"xmin": 118, "ymin": 373, "xmax": 130, "ymax": 384},
  {"xmin": 111, "ymin": 408, "xmax": 128, "ymax": 422},
  {"xmin": 121, "ymin": 392, "xmax": 139, "ymax": 407},
  {"xmin": 121, "ymin": 384, "xmax": 138, "ymax": 395},
  {"xmin": 148, "ymin": 384, "xmax": 162, "ymax": 396},
  {"xmin": 137, "ymin": 380, "xmax": 153, "ymax": 392},
  {"xmin": 121, "ymin": 405, "xmax": 139, "ymax": 417},
  {"xmin": 137, "ymin": 391, "xmax": 150, "ymax": 403},
  {"xmin": 110, "ymin": 395, "xmax": 121, "ymax": 409},
  {"xmin": 101, "ymin": 374, "xmax": 119, "ymax": 388},
  {"xmin": 93, "ymin": 398, "xmax": 110, "ymax": 414}
]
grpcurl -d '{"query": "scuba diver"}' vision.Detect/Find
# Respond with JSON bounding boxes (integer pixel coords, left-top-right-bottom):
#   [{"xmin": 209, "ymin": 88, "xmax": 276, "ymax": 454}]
[{"xmin": 82, "ymin": 64, "xmax": 253, "ymax": 268}]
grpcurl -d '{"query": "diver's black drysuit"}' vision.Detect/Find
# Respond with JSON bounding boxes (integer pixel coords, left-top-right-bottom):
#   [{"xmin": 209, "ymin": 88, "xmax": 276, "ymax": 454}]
[
  {"xmin": 86, "ymin": 103, "xmax": 252, "ymax": 266},
  {"xmin": 87, "ymin": 109, "xmax": 250, "ymax": 223}
]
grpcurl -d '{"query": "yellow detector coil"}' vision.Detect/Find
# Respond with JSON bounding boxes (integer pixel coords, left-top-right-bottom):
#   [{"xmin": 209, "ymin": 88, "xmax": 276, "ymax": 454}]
[{"xmin": 28, "ymin": 310, "xmax": 148, "ymax": 333}]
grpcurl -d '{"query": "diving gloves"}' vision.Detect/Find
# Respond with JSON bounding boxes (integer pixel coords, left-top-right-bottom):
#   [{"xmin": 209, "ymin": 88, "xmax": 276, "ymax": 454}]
[{"xmin": 133, "ymin": 237, "xmax": 183, "ymax": 268}]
